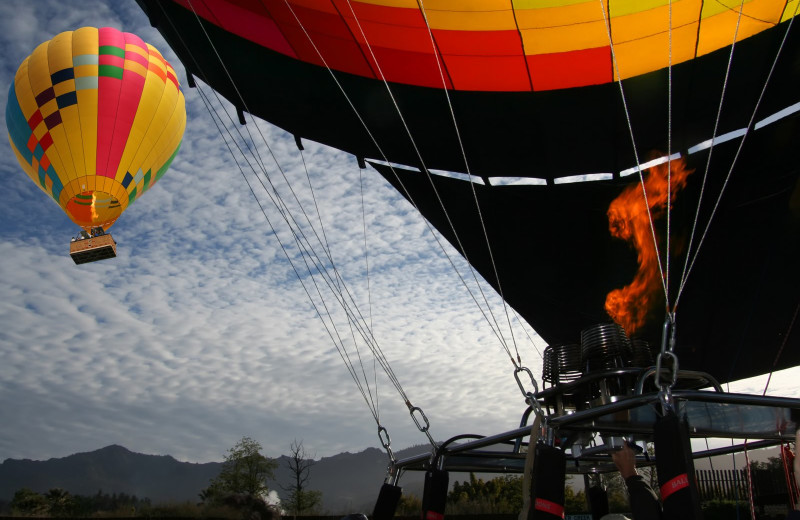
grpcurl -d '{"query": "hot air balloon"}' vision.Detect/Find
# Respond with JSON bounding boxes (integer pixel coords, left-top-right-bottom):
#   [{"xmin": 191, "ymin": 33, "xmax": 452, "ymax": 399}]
[
  {"xmin": 137, "ymin": 1, "xmax": 800, "ymax": 517},
  {"xmin": 5, "ymin": 26, "xmax": 186, "ymax": 264},
  {"xmin": 137, "ymin": 0, "xmax": 799, "ymax": 390}
]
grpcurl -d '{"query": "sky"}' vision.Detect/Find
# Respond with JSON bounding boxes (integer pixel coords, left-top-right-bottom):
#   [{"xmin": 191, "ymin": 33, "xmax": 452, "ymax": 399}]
[{"xmin": 0, "ymin": 0, "xmax": 798, "ymax": 468}]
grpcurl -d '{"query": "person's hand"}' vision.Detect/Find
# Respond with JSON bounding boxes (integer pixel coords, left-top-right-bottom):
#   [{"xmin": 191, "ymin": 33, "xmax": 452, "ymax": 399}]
[{"xmin": 611, "ymin": 443, "xmax": 638, "ymax": 480}]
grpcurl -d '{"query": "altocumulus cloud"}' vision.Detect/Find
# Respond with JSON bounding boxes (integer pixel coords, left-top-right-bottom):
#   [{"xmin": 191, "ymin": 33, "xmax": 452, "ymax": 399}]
[
  {"xmin": 1, "ymin": 0, "xmax": 797, "ymax": 467},
  {"xmin": 0, "ymin": 0, "xmax": 540, "ymax": 464}
]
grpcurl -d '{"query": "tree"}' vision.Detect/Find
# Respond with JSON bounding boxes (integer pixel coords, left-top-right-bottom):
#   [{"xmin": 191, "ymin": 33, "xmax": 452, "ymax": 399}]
[
  {"xmin": 564, "ymin": 485, "xmax": 588, "ymax": 513},
  {"xmin": 396, "ymin": 493, "xmax": 422, "ymax": 516},
  {"xmin": 282, "ymin": 439, "xmax": 322, "ymax": 518},
  {"xmin": 44, "ymin": 488, "xmax": 75, "ymax": 517},
  {"xmin": 447, "ymin": 473, "xmax": 523, "ymax": 514},
  {"xmin": 202, "ymin": 436, "xmax": 278, "ymax": 504},
  {"xmin": 10, "ymin": 488, "xmax": 47, "ymax": 516}
]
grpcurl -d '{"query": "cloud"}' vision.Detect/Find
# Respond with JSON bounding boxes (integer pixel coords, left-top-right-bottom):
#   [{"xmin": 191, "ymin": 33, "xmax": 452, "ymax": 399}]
[
  {"xmin": 0, "ymin": 0, "xmax": 536, "ymax": 465},
  {"xmin": 1, "ymin": 0, "xmax": 797, "ymax": 472}
]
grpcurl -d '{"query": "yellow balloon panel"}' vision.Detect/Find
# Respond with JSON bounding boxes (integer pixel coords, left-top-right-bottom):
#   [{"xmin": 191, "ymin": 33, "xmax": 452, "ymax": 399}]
[{"xmin": 5, "ymin": 26, "xmax": 186, "ymax": 231}]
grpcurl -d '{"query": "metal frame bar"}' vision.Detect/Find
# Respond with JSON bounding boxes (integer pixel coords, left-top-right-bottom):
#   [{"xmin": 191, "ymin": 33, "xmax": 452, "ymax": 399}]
[{"xmin": 392, "ymin": 390, "xmax": 800, "ymax": 474}]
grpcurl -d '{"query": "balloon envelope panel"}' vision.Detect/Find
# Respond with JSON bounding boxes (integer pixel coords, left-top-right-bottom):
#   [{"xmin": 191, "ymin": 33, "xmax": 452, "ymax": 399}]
[
  {"xmin": 159, "ymin": 0, "xmax": 796, "ymax": 92},
  {"xmin": 137, "ymin": 0, "xmax": 800, "ymax": 383},
  {"xmin": 6, "ymin": 26, "xmax": 186, "ymax": 231}
]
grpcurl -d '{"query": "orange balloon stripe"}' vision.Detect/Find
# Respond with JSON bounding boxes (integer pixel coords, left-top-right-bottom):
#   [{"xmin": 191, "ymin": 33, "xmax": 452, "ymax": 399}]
[{"xmin": 189, "ymin": 0, "xmax": 797, "ymax": 91}]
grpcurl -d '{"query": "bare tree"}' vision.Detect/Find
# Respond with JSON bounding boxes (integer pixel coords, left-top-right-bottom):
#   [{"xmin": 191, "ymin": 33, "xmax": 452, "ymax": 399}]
[{"xmin": 281, "ymin": 439, "xmax": 322, "ymax": 518}]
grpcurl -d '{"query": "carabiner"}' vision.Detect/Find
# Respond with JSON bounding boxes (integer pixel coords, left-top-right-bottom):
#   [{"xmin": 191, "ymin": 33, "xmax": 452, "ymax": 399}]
[{"xmin": 514, "ymin": 366, "xmax": 539, "ymax": 400}]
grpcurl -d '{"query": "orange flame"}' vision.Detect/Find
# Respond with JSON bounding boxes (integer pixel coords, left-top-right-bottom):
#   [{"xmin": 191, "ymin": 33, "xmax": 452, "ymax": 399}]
[
  {"xmin": 91, "ymin": 192, "xmax": 99, "ymax": 221},
  {"xmin": 605, "ymin": 157, "xmax": 693, "ymax": 334}
]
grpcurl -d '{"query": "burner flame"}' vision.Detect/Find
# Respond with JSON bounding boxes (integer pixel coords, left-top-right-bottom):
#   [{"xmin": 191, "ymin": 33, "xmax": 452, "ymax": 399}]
[{"xmin": 605, "ymin": 157, "xmax": 693, "ymax": 333}]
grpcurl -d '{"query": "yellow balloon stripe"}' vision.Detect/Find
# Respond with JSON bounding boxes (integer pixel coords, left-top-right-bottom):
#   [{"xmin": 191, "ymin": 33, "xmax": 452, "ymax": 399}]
[
  {"xmin": 122, "ymin": 53, "xmax": 179, "ymax": 196},
  {"xmin": 313, "ymin": 0, "xmax": 797, "ymax": 89},
  {"xmin": 134, "ymin": 91, "xmax": 185, "ymax": 204},
  {"xmin": 48, "ymin": 30, "xmax": 86, "ymax": 188},
  {"xmin": 72, "ymin": 27, "xmax": 99, "ymax": 184},
  {"xmin": 28, "ymin": 36, "xmax": 80, "ymax": 188},
  {"xmin": 13, "ymin": 57, "xmax": 60, "ymax": 202},
  {"xmin": 115, "ymin": 51, "xmax": 169, "ymax": 182},
  {"xmin": 784, "ymin": 0, "xmax": 800, "ymax": 22}
]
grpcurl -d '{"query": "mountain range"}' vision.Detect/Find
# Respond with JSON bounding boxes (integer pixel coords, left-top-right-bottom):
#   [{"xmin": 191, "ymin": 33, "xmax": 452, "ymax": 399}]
[{"xmin": 0, "ymin": 444, "xmax": 429, "ymax": 514}]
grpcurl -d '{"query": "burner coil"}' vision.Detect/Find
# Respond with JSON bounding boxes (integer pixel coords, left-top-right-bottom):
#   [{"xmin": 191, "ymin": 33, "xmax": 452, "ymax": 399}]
[{"xmin": 542, "ymin": 343, "xmax": 582, "ymax": 385}]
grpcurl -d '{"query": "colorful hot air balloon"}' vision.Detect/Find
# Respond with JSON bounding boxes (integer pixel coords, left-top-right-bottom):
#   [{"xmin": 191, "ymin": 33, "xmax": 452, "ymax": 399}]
[
  {"xmin": 5, "ymin": 26, "xmax": 186, "ymax": 263},
  {"xmin": 138, "ymin": 1, "xmax": 800, "ymax": 383}
]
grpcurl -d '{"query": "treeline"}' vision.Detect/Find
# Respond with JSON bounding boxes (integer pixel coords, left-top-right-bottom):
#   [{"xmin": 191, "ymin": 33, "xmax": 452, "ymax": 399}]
[
  {"xmin": 3, "ymin": 488, "xmax": 151, "ymax": 517},
  {"xmin": 444, "ymin": 473, "xmax": 590, "ymax": 515},
  {"xmin": 0, "ymin": 488, "xmax": 256, "ymax": 519}
]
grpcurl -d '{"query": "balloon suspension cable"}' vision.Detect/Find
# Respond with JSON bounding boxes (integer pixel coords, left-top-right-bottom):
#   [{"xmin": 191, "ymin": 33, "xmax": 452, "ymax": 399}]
[
  {"xmin": 655, "ymin": 312, "xmax": 679, "ymax": 414},
  {"xmin": 666, "ymin": 0, "xmax": 673, "ymax": 304},
  {"xmin": 413, "ymin": 0, "xmax": 521, "ymax": 362},
  {"xmin": 273, "ymin": 0, "xmax": 535, "ymax": 443},
  {"xmin": 675, "ymin": 0, "xmax": 799, "ymax": 310},
  {"xmin": 194, "ymin": 82, "xmax": 392, "ymax": 426},
  {"xmin": 178, "ymin": 0, "xmax": 437, "ymax": 434},
  {"xmin": 180, "ymin": 8, "xmax": 399, "ymax": 433},
  {"xmin": 598, "ymin": 0, "xmax": 669, "ymax": 306},
  {"xmin": 294, "ymin": 0, "xmax": 523, "ymax": 366},
  {"xmin": 763, "ymin": 302, "xmax": 800, "ymax": 396}
]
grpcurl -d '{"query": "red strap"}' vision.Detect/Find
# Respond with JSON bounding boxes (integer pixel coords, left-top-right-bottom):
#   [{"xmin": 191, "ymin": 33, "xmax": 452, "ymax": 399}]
[
  {"xmin": 660, "ymin": 473, "xmax": 690, "ymax": 500},
  {"xmin": 424, "ymin": 511, "xmax": 444, "ymax": 520},
  {"xmin": 782, "ymin": 443, "xmax": 798, "ymax": 509},
  {"xmin": 534, "ymin": 497, "xmax": 565, "ymax": 518}
]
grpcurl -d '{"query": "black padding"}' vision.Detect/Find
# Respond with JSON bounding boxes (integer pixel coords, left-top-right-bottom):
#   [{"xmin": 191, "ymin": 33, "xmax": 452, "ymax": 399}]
[
  {"xmin": 588, "ymin": 485, "xmax": 609, "ymax": 519},
  {"xmin": 372, "ymin": 483, "xmax": 402, "ymax": 520},
  {"xmin": 421, "ymin": 468, "xmax": 448, "ymax": 520},
  {"xmin": 529, "ymin": 444, "xmax": 566, "ymax": 519},
  {"xmin": 655, "ymin": 411, "xmax": 702, "ymax": 519}
]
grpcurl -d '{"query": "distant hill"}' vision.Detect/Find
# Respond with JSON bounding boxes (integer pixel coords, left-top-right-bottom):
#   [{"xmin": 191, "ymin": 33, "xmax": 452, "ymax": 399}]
[
  {"xmin": 0, "ymin": 444, "xmax": 428, "ymax": 515},
  {"xmin": 0, "ymin": 445, "xmax": 221, "ymax": 504}
]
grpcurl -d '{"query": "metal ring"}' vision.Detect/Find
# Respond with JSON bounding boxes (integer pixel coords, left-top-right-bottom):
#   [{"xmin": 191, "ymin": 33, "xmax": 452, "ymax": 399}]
[
  {"xmin": 409, "ymin": 406, "xmax": 430, "ymax": 433},
  {"xmin": 514, "ymin": 366, "xmax": 539, "ymax": 399}
]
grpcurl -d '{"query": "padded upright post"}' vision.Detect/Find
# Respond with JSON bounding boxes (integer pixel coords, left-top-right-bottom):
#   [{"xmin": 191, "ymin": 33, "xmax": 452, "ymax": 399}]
[
  {"xmin": 528, "ymin": 444, "xmax": 566, "ymax": 519},
  {"xmin": 654, "ymin": 410, "xmax": 702, "ymax": 519},
  {"xmin": 421, "ymin": 468, "xmax": 448, "ymax": 520},
  {"xmin": 587, "ymin": 484, "xmax": 609, "ymax": 519},
  {"xmin": 372, "ymin": 482, "xmax": 402, "ymax": 520}
]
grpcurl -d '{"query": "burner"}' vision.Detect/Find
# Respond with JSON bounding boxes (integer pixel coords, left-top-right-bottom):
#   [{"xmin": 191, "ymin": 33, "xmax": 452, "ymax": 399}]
[
  {"xmin": 630, "ymin": 338, "xmax": 655, "ymax": 367},
  {"xmin": 580, "ymin": 323, "xmax": 632, "ymax": 374},
  {"xmin": 542, "ymin": 343, "xmax": 582, "ymax": 385}
]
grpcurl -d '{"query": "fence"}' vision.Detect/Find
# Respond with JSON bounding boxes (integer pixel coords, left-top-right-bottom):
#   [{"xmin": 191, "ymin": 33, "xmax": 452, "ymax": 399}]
[
  {"xmin": 695, "ymin": 468, "xmax": 749, "ymax": 501},
  {"xmin": 695, "ymin": 467, "xmax": 791, "ymax": 506}
]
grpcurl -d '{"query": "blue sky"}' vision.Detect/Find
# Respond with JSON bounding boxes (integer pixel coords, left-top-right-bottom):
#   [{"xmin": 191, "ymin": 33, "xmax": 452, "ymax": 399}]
[{"xmin": 1, "ymin": 0, "xmax": 797, "ymax": 467}]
